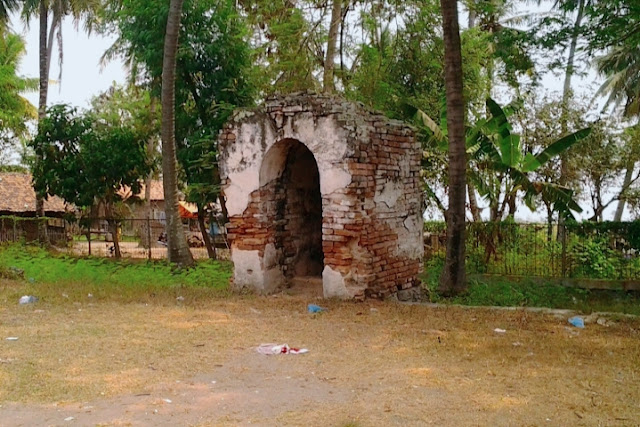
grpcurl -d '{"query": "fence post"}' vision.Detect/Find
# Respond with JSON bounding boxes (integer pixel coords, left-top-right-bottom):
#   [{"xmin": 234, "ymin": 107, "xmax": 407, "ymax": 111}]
[
  {"xmin": 13, "ymin": 218, "xmax": 17, "ymax": 242},
  {"xmin": 147, "ymin": 216, "xmax": 152, "ymax": 260},
  {"xmin": 88, "ymin": 226, "xmax": 92, "ymax": 256}
]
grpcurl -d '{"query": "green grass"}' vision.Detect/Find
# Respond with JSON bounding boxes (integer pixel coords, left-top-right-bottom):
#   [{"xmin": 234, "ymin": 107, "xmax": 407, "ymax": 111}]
[
  {"xmin": 0, "ymin": 243, "xmax": 232, "ymax": 304},
  {"xmin": 422, "ymin": 261, "xmax": 640, "ymax": 316}
]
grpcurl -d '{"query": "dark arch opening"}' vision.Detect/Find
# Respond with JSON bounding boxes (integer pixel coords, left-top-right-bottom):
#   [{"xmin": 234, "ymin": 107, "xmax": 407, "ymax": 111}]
[{"xmin": 260, "ymin": 139, "xmax": 324, "ymax": 279}]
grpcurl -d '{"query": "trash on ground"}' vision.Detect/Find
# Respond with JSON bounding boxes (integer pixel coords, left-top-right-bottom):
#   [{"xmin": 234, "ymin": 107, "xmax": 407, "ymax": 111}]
[
  {"xmin": 257, "ymin": 343, "xmax": 309, "ymax": 355},
  {"xmin": 64, "ymin": 417, "xmax": 74, "ymax": 422},
  {"xmin": 596, "ymin": 317, "xmax": 609, "ymax": 326},
  {"xmin": 19, "ymin": 295, "xmax": 38, "ymax": 305},
  {"xmin": 163, "ymin": 398, "xmax": 172, "ymax": 403},
  {"xmin": 568, "ymin": 316, "xmax": 585, "ymax": 328},
  {"xmin": 5, "ymin": 337, "xmax": 18, "ymax": 341},
  {"xmin": 308, "ymin": 304, "xmax": 327, "ymax": 313},
  {"xmin": 176, "ymin": 296, "xmax": 185, "ymax": 302},
  {"xmin": 493, "ymin": 328, "xmax": 507, "ymax": 334}
]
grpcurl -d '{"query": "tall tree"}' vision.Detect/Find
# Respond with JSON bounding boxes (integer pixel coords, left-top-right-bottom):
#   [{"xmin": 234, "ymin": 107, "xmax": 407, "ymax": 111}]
[
  {"xmin": 0, "ymin": 0, "xmax": 19, "ymax": 26},
  {"xmin": 0, "ymin": 32, "xmax": 38, "ymax": 138},
  {"xmin": 30, "ymin": 104, "xmax": 152, "ymax": 258},
  {"xmin": 439, "ymin": 0, "xmax": 467, "ymax": 295},
  {"xmin": 102, "ymin": 0, "xmax": 255, "ymax": 259},
  {"xmin": 161, "ymin": 0, "xmax": 193, "ymax": 266},
  {"xmin": 21, "ymin": 0, "xmax": 99, "ymax": 235}
]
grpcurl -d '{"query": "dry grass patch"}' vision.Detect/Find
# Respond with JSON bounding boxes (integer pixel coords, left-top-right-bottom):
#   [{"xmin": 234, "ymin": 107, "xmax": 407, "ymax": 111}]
[{"xmin": 1, "ymin": 284, "xmax": 639, "ymax": 425}]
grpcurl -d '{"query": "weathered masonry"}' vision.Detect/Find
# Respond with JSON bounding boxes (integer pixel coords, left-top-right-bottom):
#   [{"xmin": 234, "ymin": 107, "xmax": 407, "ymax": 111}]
[{"xmin": 218, "ymin": 92, "xmax": 423, "ymax": 300}]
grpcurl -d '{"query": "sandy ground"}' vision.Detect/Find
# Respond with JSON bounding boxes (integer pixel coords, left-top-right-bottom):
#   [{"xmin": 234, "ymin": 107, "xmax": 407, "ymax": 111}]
[
  {"xmin": 1, "ymin": 290, "xmax": 639, "ymax": 426},
  {"xmin": 64, "ymin": 241, "xmax": 227, "ymax": 260}
]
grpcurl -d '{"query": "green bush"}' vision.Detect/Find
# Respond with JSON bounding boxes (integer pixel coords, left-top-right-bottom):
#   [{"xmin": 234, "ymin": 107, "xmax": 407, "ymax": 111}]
[{"xmin": 572, "ymin": 238, "xmax": 619, "ymax": 279}]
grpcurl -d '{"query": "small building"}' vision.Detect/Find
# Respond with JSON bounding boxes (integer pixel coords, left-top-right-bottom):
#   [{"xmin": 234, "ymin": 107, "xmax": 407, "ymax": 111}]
[
  {"xmin": 119, "ymin": 180, "xmax": 166, "ymax": 222},
  {"xmin": 218, "ymin": 93, "xmax": 424, "ymax": 300},
  {"xmin": 0, "ymin": 172, "xmax": 68, "ymax": 242}
]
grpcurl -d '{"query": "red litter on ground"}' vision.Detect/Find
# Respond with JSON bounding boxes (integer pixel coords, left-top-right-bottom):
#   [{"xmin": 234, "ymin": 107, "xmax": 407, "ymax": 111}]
[{"xmin": 256, "ymin": 343, "xmax": 309, "ymax": 355}]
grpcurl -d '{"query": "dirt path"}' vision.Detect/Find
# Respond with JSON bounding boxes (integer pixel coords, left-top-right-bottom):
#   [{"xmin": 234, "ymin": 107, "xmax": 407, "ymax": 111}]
[{"xmin": 1, "ymin": 293, "xmax": 639, "ymax": 426}]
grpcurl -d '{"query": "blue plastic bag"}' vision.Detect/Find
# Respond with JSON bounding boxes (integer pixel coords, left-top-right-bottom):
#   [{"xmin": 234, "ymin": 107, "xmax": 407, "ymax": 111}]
[
  {"xmin": 568, "ymin": 316, "xmax": 585, "ymax": 328},
  {"xmin": 307, "ymin": 304, "xmax": 327, "ymax": 313}
]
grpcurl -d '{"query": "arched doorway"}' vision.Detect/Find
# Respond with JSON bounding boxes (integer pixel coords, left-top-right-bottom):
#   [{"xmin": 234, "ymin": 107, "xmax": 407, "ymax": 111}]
[{"xmin": 260, "ymin": 139, "xmax": 324, "ymax": 282}]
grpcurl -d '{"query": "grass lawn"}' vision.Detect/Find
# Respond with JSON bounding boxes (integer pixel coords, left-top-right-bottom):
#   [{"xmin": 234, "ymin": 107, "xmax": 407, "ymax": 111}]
[
  {"xmin": 0, "ymin": 244, "xmax": 231, "ymax": 304},
  {"xmin": 422, "ymin": 261, "xmax": 640, "ymax": 316},
  {"xmin": 0, "ymin": 244, "xmax": 639, "ymax": 425}
]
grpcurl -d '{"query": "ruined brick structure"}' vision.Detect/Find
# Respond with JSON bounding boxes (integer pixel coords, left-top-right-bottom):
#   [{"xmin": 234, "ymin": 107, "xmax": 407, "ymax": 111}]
[{"xmin": 218, "ymin": 92, "xmax": 423, "ymax": 300}]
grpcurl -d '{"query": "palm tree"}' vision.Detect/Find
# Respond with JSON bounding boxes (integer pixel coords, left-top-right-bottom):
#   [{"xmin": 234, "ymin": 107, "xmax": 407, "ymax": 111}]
[
  {"xmin": 439, "ymin": 0, "xmax": 467, "ymax": 295},
  {"xmin": 20, "ymin": 0, "xmax": 98, "ymax": 229},
  {"xmin": 161, "ymin": 0, "xmax": 194, "ymax": 266},
  {"xmin": 597, "ymin": 46, "xmax": 640, "ymax": 220},
  {"xmin": 0, "ymin": 32, "xmax": 38, "ymax": 139},
  {"xmin": 597, "ymin": 46, "xmax": 640, "ymax": 119},
  {"xmin": 0, "ymin": 0, "xmax": 19, "ymax": 26},
  {"xmin": 22, "ymin": 0, "xmax": 99, "ymax": 118}
]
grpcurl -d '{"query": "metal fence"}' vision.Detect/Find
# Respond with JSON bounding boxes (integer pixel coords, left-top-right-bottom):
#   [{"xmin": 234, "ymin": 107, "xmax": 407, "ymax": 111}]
[
  {"xmin": 0, "ymin": 216, "xmax": 230, "ymax": 261},
  {"xmin": 424, "ymin": 222, "xmax": 640, "ymax": 281}
]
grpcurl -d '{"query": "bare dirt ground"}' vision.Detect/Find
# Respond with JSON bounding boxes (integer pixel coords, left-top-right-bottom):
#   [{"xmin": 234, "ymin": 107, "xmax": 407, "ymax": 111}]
[
  {"xmin": 1, "ymin": 289, "xmax": 639, "ymax": 426},
  {"xmin": 66, "ymin": 241, "xmax": 217, "ymax": 260}
]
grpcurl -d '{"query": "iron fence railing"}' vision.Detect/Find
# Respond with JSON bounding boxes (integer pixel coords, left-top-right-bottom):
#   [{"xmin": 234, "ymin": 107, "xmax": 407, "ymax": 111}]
[
  {"xmin": 0, "ymin": 216, "xmax": 229, "ymax": 261},
  {"xmin": 424, "ymin": 222, "xmax": 640, "ymax": 281}
]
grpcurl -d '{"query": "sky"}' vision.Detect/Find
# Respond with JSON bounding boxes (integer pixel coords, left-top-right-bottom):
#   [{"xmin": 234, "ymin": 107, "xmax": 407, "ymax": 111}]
[{"xmin": 11, "ymin": 15, "xmax": 128, "ymax": 110}]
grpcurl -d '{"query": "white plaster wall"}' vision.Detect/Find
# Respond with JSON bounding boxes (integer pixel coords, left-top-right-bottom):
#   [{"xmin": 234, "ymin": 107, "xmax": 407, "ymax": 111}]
[
  {"xmin": 222, "ymin": 117, "xmax": 277, "ymax": 217},
  {"xmin": 322, "ymin": 265, "xmax": 351, "ymax": 299},
  {"xmin": 223, "ymin": 113, "xmax": 353, "ymax": 218},
  {"xmin": 231, "ymin": 249, "xmax": 265, "ymax": 292},
  {"xmin": 398, "ymin": 214, "xmax": 424, "ymax": 260},
  {"xmin": 374, "ymin": 181, "xmax": 403, "ymax": 209},
  {"xmin": 223, "ymin": 110, "xmax": 356, "ymax": 294},
  {"xmin": 281, "ymin": 114, "xmax": 352, "ymax": 196}
]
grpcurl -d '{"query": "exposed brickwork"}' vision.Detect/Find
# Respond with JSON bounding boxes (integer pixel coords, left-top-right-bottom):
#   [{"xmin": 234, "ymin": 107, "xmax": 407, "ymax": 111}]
[{"xmin": 219, "ymin": 92, "xmax": 423, "ymax": 299}]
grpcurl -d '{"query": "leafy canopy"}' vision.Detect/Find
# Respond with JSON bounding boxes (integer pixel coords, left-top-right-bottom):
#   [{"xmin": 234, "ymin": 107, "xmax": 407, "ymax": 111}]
[{"xmin": 29, "ymin": 104, "xmax": 152, "ymax": 210}]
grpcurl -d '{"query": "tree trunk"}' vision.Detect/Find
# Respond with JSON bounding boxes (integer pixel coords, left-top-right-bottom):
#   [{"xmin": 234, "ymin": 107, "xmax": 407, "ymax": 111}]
[
  {"xmin": 38, "ymin": 2, "xmax": 49, "ymax": 121},
  {"xmin": 558, "ymin": 0, "xmax": 584, "ymax": 239},
  {"xmin": 323, "ymin": 0, "xmax": 341, "ymax": 93},
  {"xmin": 104, "ymin": 202, "xmax": 122, "ymax": 258},
  {"xmin": 507, "ymin": 194, "xmax": 516, "ymax": 219},
  {"xmin": 197, "ymin": 205, "xmax": 216, "ymax": 259},
  {"xmin": 561, "ymin": 0, "xmax": 585, "ymax": 115},
  {"xmin": 46, "ymin": 11, "xmax": 58, "ymax": 78},
  {"xmin": 35, "ymin": 1, "xmax": 49, "ymax": 241},
  {"xmin": 108, "ymin": 219, "xmax": 122, "ymax": 258},
  {"xmin": 545, "ymin": 201, "xmax": 553, "ymax": 242},
  {"xmin": 438, "ymin": 0, "xmax": 467, "ymax": 296},
  {"xmin": 161, "ymin": 0, "xmax": 194, "ymax": 266},
  {"xmin": 142, "ymin": 97, "xmax": 157, "ymax": 248},
  {"xmin": 467, "ymin": 1, "xmax": 476, "ymax": 28},
  {"xmin": 468, "ymin": 181, "xmax": 481, "ymax": 221},
  {"xmin": 614, "ymin": 162, "xmax": 634, "ymax": 221}
]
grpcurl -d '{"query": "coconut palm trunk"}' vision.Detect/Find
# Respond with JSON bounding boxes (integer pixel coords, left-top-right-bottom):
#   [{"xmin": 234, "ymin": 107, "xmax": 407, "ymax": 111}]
[
  {"xmin": 35, "ymin": 1, "xmax": 48, "ymax": 241},
  {"xmin": 161, "ymin": 0, "xmax": 194, "ymax": 266},
  {"xmin": 438, "ymin": 0, "xmax": 467, "ymax": 295}
]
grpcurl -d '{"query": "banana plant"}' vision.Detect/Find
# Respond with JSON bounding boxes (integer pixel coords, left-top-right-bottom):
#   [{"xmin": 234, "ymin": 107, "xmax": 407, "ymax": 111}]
[{"xmin": 411, "ymin": 98, "xmax": 591, "ymax": 221}]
